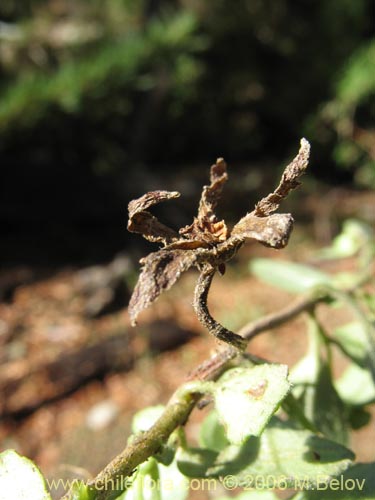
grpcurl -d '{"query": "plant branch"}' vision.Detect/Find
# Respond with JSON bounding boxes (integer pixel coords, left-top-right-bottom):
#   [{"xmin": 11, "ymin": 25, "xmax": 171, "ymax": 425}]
[
  {"xmin": 61, "ymin": 388, "xmax": 200, "ymax": 500},
  {"xmin": 193, "ymin": 264, "xmax": 247, "ymax": 350},
  {"xmin": 186, "ymin": 288, "xmax": 327, "ymax": 382},
  {"xmin": 61, "ymin": 274, "xmax": 371, "ymax": 500}
]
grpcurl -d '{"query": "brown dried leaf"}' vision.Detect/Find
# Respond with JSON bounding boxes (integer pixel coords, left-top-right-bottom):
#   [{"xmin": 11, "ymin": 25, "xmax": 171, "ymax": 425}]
[
  {"xmin": 128, "ymin": 249, "xmax": 197, "ymax": 325},
  {"xmin": 198, "ymin": 157, "xmax": 228, "ymax": 222},
  {"xmin": 165, "ymin": 238, "xmax": 208, "ymax": 250},
  {"xmin": 180, "ymin": 158, "xmax": 229, "ymax": 243},
  {"xmin": 231, "ymin": 213, "xmax": 294, "ymax": 249},
  {"xmin": 127, "ymin": 190, "xmax": 180, "ymax": 244},
  {"xmin": 253, "ymin": 138, "xmax": 310, "ymax": 217}
]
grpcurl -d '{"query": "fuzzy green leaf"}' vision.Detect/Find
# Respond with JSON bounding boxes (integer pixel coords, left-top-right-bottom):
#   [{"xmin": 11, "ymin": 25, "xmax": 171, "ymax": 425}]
[
  {"xmin": 311, "ymin": 363, "xmax": 349, "ymax": 444},
  {"xmin": 199, "ymin": 410, "xmax": 229, "ymax": 452},
  {"xmin": 177, "ymin": 447, "xmax": 218, "ymax": 478},
  {"xmin": 333, "ymin": 322, "xmax": 370, "ymax": 365},
  {"xmin": 207, "ymin": 419, "xmax": 354, "ymax": 488},
  {"xmin": 291, "ymin": 320, "xmax": 348, "ymax": 443},
  {"xmin": 335, "ymin": 363, "xmax": 375, "ymax": 406},
  {"xmin": 290, "ymin": 329, "xmax": 320, "ymax": 395},
  {"xmin": 0, "ymin": 450, "xmax": 52, "ymax": 500},
  {"xmin": 213, "ymin": 365, "xmax": 290, "ymax": 444},
  {"xmin": 317, "ymin": 219, "xmax": 373, "ymax": 259},
  {"xmin": 119, "ymin": 456, "xmax": 189, "ymax": 500},
  {"xmin": 249, "ymin": 258, "xmax": 332, "ymax": 293}
]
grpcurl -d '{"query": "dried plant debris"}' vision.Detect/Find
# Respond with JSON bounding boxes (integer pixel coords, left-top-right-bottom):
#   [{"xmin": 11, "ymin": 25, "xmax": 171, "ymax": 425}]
[{"xmin": 127, "ymin": 138, "xmax": 310, "ymax": 349}]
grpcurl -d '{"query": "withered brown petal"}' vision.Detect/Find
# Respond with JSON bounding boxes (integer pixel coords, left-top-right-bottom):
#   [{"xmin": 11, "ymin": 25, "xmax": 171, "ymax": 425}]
[
  {"xmin": 128, "ymin": 190, "xmax": 180, "ymax": 216},
  {"xmin": 231, "ymin": 213, "xmax": 294, "ymax": 249},
  {"xmin": 253, "ymin": 138, "xmax": 310, "ymax": 217},
  {"xmin": 165, "ymin": 238, "xmax": 209, "ymax": 250},
  {"xmin": 128, "ymin": 249, "xmax": 197, "ymax": 325},
  {"xmin": 127, "ymin": 190, "xmax": 180, "ymax": 244},
  {"xmin": 197, "ymin": 157, "xmax": 228, "ymax": 222},
  {"xmin": 179, "ymin": 217, "xmax": 229, "ymax": 245}
]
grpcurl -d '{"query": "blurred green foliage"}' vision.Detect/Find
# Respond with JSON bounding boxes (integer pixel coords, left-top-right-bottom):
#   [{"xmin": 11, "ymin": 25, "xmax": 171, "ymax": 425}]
[
  {"xmin": 0, "ymin": 10, "xmax": 204, "ymax": 129},
  {"xmin": 316, "ymin": 40, "xmax": 375, "ymax": 187},
  {"xmin": 0, "ymin": 0, "xmax": 373, "ymax": 178},
  {"xmin": 0, "ymin": 0, "xmax": 374, "ymax": 266}
]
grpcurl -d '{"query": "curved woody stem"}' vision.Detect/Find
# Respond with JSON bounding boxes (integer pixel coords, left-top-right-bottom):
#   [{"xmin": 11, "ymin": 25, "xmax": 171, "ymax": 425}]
[{"xmin": 193, "ymin": 264, "xmax": 247, "ymax": 350}]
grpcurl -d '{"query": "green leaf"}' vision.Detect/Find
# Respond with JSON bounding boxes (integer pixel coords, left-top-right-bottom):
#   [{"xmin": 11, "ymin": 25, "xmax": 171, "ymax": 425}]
[
  {"xmin": 281, "ymin": 393, "xmax": 318, "ymax": 433},
  {"xmin": 290, "ymin": 317, "xmax": 321, "ymax": 394},
  {"xmin": 361, "ymin": 291, "xmax": 375, "ymax": 317},
  {"xmin": 177, "ymin": 447, "xmax": 218, "ymax": 477},
  {"xmin": 154, "ymin": 443, "xmax": 176, "ymax": 467},
  {"xmin": 295, "ymin": 462, "xmax": 375, "ymax": 499},
  {"xmin": 155, "ymin": 459, "xmax": 189, "ymax": 500},
  {"xmin": 199, "ymin": 410, "xmax": 229, "ymax": 452},
  {"xmin": 311, "ymin": 363, "xmax": 349, "ymax": 444},
  {"xmin": 249, "ymin": 259, "xmax": 332, "ymax": 293},
  {"xmin": 317, "ymin": 219, "xmax": 373, "ymax": 259},
  {"xmin": 213, "ymin": 365, "xmax": 291, "ymax": 444},
  {"xmin": 333, "ymin": 322, "xmax": 370, "ymax": 364},
  {"xmin": 0, "ymin": 450, "xmax": 52, "ymax": 500},
  {"xmin": 347, "ymin": 407, "xmax": 371, "ymax": 430},
  {"xmin": 332, "ymin": 317, "xmax": 375, "ymax": 394},
  {"xmin": 290, "ymin": 316, "xmax": 348, "ymax": 443},
  {"xmin": 334, "ymin": 363, "xmax": 375, "ymax": 405},
  {"xmin": 291, "ymin": 353, "xmax": 319, "ymax": 388},
  {"xmin": 206, "ymin": 419, "xmax": 354, "ymax": 489}
]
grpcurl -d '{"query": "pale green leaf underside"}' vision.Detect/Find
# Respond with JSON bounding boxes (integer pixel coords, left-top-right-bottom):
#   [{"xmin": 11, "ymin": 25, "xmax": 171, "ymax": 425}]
[
  {"xmin": 333, "ymin": 322, "xmax": 370, "ymax": 364},
  {"xmin": 119, "ymin": 456, "xmax": 189, "ymax": 500},
  {"xmin": 0, "ymin": 450, "xmax": 52, "ymax": 500},
  {"xmin": 335, "ymin": 363, "xmax": 375, "ymax": 406},
  {"xmin": 199, "ymin": 410, "xmax": 229, "ymax": 452},
  {"xmin": 249, "ymin": 258, "xmax": 332, "ymax": 293},
  {"xmin": 213, "ymin": 364, "xmax": 291, "ymax": 444}
]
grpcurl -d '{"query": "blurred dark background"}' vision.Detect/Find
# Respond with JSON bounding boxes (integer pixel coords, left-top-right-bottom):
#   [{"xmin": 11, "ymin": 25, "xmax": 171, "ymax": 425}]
[{"xmin": 0, "ymin": 0, "xmax": 374, "ymax": 266}]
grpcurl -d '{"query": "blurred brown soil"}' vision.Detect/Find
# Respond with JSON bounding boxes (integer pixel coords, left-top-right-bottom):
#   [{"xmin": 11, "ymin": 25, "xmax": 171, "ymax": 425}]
[{"xmin": 0, "ymin": 222, "xmax": 374, "ymax": 499}]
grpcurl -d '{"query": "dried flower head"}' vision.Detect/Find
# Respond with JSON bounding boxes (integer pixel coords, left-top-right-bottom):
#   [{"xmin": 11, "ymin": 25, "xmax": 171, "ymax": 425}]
[{"xmin": 127, "ymin": 138, "xmax": 310, "ymax": 349}]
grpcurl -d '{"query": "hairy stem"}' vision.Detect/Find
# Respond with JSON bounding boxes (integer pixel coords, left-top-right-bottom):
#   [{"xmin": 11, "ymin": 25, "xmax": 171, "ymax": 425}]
[{"xmin": 62, "ymin": 388, "xmax": 201, "ymax": 500}]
